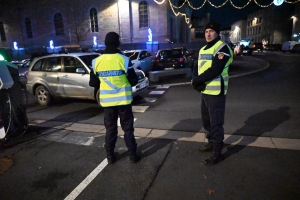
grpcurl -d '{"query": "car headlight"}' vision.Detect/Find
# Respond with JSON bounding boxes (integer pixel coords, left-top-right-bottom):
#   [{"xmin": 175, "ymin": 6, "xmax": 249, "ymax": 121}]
[{"xmin": 135, "ymin": 70, "xmax": 145, "ymax": 80}]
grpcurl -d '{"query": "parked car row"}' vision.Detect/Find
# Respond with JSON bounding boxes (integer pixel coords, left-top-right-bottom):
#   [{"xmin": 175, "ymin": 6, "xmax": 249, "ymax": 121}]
[
  {"xmin": 263, "ymin": 44, "xmax": 282, "ymax": 51},
  {"xmin": 23, "ymin": 46, "xmax": 197, "ymax": 105},
  {"xmin": 282, "ymin": 41, "xmax": 300, "ymax": 53},
  {"xmin": 9, "ymin": 59, "xmax": 31, "ymax": 85},
  {"xmin": 123, "ymin": 47, "xmax": 194, "ymax": 73},
  {"xmin": 291, "ymin": 44, "xmax": 300, "ymax": 53}
]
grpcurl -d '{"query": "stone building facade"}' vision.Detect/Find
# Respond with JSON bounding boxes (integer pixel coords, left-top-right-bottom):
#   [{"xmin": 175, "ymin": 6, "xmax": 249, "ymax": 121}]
[
  {"xmin": 0, "ymin": 0, "xmax": 192, "ymax": 59},
  {"xmin": 230, "ymin": 3, "xmax": 299, "ymax": 45}
]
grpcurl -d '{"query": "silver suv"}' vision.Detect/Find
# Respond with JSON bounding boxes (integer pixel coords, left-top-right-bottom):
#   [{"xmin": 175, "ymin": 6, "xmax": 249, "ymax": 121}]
[{"xmin": 26, "ymin": 52, "xmax": 149, "ymax": 105}]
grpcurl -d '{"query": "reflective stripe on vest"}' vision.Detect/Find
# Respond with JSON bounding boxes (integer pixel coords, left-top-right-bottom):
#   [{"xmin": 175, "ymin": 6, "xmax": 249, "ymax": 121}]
[
  {"xmin": 198, "ymin": 41, "xmax": 232, "ymax": 95},
  {"xmin": 94, "ymin": 53, "xmax": 133, "ymax": 107}
]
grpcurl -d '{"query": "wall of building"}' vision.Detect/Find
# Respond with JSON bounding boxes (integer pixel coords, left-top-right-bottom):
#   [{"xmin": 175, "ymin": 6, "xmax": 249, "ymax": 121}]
[
  {"xmin": 0, "ymin": 0, "xmax": 193, "ymax": 60},
  {"xmin": 230, "ymin": 19, "xmax": 247, "ymax": 44}
]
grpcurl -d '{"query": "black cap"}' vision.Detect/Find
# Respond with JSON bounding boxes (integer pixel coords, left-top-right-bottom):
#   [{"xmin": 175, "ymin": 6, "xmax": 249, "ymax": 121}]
[
  {"xmin": 105, "ymin": 32, "xmax": 120, "ymax": 48},
  {"xmin": 205, "ymin": 21, "xmax": 220, "ymax": 35}
]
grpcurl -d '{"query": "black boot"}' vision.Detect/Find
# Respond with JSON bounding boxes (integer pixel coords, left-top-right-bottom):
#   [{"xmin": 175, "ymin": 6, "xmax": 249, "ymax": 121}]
[
  {"xmin": 203, "ymin": 142, "xmax": 223, "ymax": 165},
  {"xmin": 106, "ymin": 149, "xmax": 116, "ymax": 164},
  {"xmin": 198, "ymin": 140, "xmax": 213, "ymax": 152},
  {"xmin": 129, "ymin": 149, "xmax": 140, "ymax": 163}
]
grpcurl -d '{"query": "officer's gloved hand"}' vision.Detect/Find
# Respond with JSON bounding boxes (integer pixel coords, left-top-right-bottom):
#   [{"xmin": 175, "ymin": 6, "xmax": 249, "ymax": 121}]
[{"xmin": 192, "ymin": 78, "xmax": 206, "ymax": 92}]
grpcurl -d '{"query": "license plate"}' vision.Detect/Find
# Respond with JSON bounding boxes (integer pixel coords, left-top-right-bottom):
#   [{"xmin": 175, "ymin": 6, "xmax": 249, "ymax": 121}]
[
  {"xmin": 137, "ymin": 82, "xmax": 147, "ymax": 90},
  {"xmin": 164, "ymin": 67, "xmax": 174, "ymax": 70}
]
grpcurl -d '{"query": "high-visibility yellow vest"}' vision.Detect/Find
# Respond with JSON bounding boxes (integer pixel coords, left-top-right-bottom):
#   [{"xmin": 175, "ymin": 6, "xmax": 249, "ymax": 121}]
[
  {"xmin": 94, "ymin": 53, "xmax": 133, "ymax": 107},
  {"xmin": 198, "ymin": 40, "xmax": 233, "ymax": 95}
]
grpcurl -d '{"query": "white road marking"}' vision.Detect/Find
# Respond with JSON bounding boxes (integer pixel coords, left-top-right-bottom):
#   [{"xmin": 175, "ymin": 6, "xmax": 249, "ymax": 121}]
[
  {"xmin": 143, "ymin": 97, "xmax": 157, "ymax": 102},
  {"xmin": 156, "ymin": 86, "xmax": 169, "ymax": 89},
  {"xmin": 132, "ymin": 106, "xmax": 149, "ymax": 113},
  {"xmin": 118, "ymin": 118, "xmax": 137, "ymax": 126},
  {"xmin": 149, "ymin": 91, "xmax": 165, "ymax": 95},
  {"xmin": 64, "ymin": 159, "xmax": 108, "ymax": 200}
]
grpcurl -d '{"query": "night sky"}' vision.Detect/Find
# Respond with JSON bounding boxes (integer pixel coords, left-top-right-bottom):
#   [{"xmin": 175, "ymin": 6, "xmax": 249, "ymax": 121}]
[{"xmin": 190, "ymin": 0, "xmax": 265, "ymax": 29}]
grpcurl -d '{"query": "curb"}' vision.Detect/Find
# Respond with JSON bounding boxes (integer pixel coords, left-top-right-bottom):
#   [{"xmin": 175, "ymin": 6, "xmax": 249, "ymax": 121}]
[{"xmin": 29, "ymin": 120, "xmax": 300, "ymax": 151}]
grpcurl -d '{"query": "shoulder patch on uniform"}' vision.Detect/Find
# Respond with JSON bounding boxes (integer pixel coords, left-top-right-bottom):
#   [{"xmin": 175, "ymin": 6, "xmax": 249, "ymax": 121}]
[
  {"xmin": 217, "ymin": 52, "xmax": 230, "ymax": 58},
  {"xmin": 217, "ymin": 53, "xmax": 224, "ymax": 60}
]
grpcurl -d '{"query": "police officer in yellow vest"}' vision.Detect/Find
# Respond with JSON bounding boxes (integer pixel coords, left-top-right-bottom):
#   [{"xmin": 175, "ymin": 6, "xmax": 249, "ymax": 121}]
[
  {"xmin": 192, "ymin": 21, "xmax": 233, "ymax": 165},
  {"xmin": 92, "ymin": 32, "xmax": 139, "ymax": 164}
]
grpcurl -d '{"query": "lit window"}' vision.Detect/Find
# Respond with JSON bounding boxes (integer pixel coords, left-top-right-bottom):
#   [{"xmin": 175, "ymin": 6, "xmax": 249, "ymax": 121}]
[
  {"xmin": 90, "ymin": 8, "xmax": 99, "ymax": 32},
  {"xmin": 0, "ymin": 21, "xmax": 6, "ymax": 41},
  {"xmin": 139, "ymin": 1, "xmax": 148, "ymax": 29},
  {"xmin": 25, "ymin": 18, "xmax": 33, "ymax": 39},
  {"xmin": 54, "ymin": 13, "xmax": 64, "ymax": 36}
]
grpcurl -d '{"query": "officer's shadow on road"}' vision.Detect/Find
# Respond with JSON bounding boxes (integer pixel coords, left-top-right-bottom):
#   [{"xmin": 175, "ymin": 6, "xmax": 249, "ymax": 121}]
[
  {"xmin": 138, "ymin": 118, "xmax": 202, "ymax": 158},
  {"xmin": 223, "ymin": 106, "xmax": 290, "ymax": 159}
]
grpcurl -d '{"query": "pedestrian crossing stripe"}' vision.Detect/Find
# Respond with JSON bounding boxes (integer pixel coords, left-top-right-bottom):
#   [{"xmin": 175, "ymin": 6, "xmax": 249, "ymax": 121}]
[
  {"xmin": 143, "ymin": 97, "xmax": 157, "ymax": 102},
  {"xmin": 132, "ymin": 106, "xmax": 149, "ymax": 113},
  {"xmin": 156, "ymin": 86, "xmax": 169, "ymax": 89},
  {"xmin": 149, "ymin": 91, "xmax": 165, "ymax": 95}
]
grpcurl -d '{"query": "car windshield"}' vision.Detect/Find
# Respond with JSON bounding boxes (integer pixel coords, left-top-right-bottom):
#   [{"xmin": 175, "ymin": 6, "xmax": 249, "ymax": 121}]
[
  {"xmin": 124, "ymin": 52, "xmax": 139, "ymax": 60},
  {"xmin": 160, "ymin": 49, "xmax": 182, "ymax": 57},
  {"xmin": 78, "ymin": 55, "xmax": 99, "ymax": 69},
  {"xmin": 19, "ymin": 62, "xmax": 30, "ymax": 68}
]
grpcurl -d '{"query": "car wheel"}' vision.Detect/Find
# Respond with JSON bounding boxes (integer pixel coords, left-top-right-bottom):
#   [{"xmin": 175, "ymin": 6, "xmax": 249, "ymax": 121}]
[
  {"xmin": 96, "ymin": 89, "xmax": 100, "ymax": 105},
  {"xmin": 35, "ymin": 85, "xmax": 53, "ymax": 106}
]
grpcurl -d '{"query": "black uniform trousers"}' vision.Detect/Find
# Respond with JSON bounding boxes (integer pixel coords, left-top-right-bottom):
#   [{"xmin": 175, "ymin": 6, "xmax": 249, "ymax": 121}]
[
  {"xmin": 201, "ymin": 93, "xmax": 226, "ymax": 143},
  {"xmin": 103, "ymin": 104, "xmax": 137, "ymax": 152}
]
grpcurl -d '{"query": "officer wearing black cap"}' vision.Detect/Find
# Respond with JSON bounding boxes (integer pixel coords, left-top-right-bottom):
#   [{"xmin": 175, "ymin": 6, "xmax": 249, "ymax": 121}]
[
  {"xmin": 192, "ymin": 21, "xmax": 233, "ymax": 165},
  {"xmin": 91, "ymin": 32, "xmax": 139, "ymax": 164}
]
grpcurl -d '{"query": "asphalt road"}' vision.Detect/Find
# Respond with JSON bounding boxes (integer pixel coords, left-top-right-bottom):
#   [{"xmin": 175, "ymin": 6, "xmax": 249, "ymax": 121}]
[{"xmin": 1, "ymin": 51, "xmax": 300, "ymax": 200}]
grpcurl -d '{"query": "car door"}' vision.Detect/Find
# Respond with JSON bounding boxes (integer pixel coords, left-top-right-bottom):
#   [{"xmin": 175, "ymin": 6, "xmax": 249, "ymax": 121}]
[
  {"xmin": 60, "ymin": 57, "xmax": 93, "ymax": 98},
  {"xmin": 139, "ymin": 51, "xmax": 154, "ymax": 73},
  {"xmin": 41, "ymin": 57, "xmax": 64, "ymax": 96}
]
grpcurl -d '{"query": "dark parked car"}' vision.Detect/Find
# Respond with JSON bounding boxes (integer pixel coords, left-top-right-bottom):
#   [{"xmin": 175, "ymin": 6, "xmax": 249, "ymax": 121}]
[
  {"xmin": 18, "ymin": 60, "xmax": 31, "ymax": 85},
  {"xmin": 252, "ymin": 43, "xmax": 263, "ymax": 52},
  {"xmin": 272, "ymin": 44, "xmax": 282, "ymax": 51},
  {"xmin": 242, "ymin": 46, "xmax": 253, "ymax": 56},
  {"xmin": 264, "ymin": 44, "xmax": 282, "ymax": 51},
  {"xmin": 153, "ymin": 47, "xmax": 194, "ymax": 71},
  {"xmin": 290, "ymin": 44, "xmax": 300, "ymax": 53}
]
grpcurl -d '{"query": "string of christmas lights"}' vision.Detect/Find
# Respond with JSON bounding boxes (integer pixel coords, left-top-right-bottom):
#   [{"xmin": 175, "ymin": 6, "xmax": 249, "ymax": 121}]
[{"xmin": 153, "ymin": 0, "xmax": 300, "ymax": 25}]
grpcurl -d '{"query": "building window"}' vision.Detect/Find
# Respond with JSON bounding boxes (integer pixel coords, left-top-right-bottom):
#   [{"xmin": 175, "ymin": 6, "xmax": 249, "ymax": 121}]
[
  {"xmin": 195, "ymin": 30, "xmax": 204, "ymax": 38},
  {"xmin": 0, "ymin": 21, "xmax": 6, "ymax": 41},
  {"xmin": 25, "ymin": 18, "xmax": 33, "ymax": 38},
  {"xmin": 139, "ymin": 1, "xmax": 148, "ymax": 29},
  {"xmin": 90, "ymin": 8, "xmax": 99, "ymax": 32},
  {"xmin": 54, "ymin": 13, "xmax": 64, "ymax": 36}
]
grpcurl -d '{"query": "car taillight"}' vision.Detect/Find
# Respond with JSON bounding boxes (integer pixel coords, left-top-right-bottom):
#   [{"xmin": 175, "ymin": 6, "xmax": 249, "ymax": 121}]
[
  {"xmin": 25, "ymin": 71, "xmax": 28, "ymax": 78},
  {"xmin": 179, "ymin": 56, "xmax": 185, "ymax": 62}
]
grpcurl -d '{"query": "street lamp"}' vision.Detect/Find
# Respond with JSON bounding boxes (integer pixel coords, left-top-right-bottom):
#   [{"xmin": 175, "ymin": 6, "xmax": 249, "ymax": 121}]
[{"xmin": 291, "ymin": 16, "xmax": 297, "ymax": 39}]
